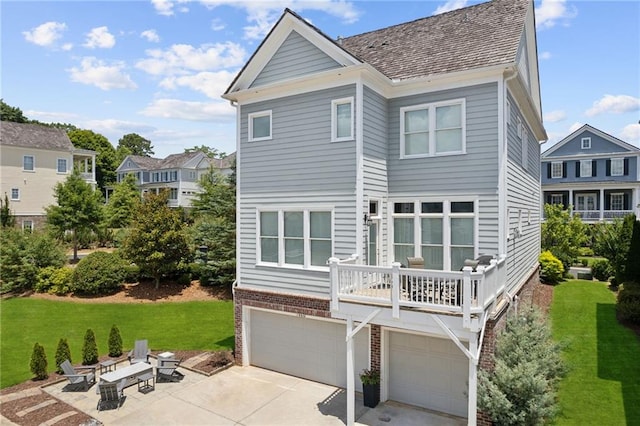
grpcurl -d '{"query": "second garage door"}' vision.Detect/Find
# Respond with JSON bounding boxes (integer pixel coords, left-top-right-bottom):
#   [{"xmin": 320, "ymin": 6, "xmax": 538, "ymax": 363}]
[
  {"xmin": 388, "ymin": 331, "xmax": 469, "ymax": 417},
  {"xmin": 250, "ymin": 310, "xmax": 369, "ymax": 391}
]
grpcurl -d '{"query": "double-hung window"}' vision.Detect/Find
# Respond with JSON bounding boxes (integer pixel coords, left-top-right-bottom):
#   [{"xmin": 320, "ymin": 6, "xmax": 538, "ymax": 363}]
[
  {"xmin": 169, "ymin": 188, "xmax": 178, "ymax": 200},
  {"xmin": 10, "ymin": 188, "xmax": 20, "ymax": 201},
  {"xmin": 581, "ymin": 137, "xmax": 591, "ymax": 149},
  {"xmin": 610, "ymin": 158, "xmax": 624, "ymax": 176},
  {"xmin": 57, "ymin": 158, "xmax": 67, "ymax": 173},
  {"xmin": 551, "ymin": 161, "xmax": 563, "ymax": 178},
  {"xmin": 400, "ymin": 99, "xmax": 465, "ymax": 158},
  {"xmin": 610, "ymin": 193, "xmax": 624, "ymax": 211},
  {"xmin": 331, "ymin": 97, "xmax": 354, "ymax": 142},
  {"xmin": 259, "ymin": 209, "xmax": 333, "ymax": 268},
  {"xmin": 580, "ymin": 160, "xmax": 592, "ymax": 177},
  {"xmin": 23, "ymin": 155, "xmax": 34, "ymax": 171},
  {"xmin": 249, "ymin": 110, "xmax": 272, "ymax": 141}
]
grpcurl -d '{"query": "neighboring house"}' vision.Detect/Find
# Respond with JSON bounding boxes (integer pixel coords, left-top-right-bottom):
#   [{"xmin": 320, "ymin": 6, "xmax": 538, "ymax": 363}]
[
  {"xmin": 113, "ymin": 151, "xmax": 234, "ymax": 208},
  {"xmin": 0, "ymin": 121, "xmax": 96, "ymax": 230},
  {"xmin": 223, "ymin": 1, "xmax": 545, "ymax": 424},
  {"xmin": 541, "ymin": 124, "xmax": 640, "ymax": 221}
]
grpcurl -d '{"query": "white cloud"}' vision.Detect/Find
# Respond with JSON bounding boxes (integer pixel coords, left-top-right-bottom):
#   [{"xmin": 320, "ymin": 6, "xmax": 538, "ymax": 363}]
[
  {"xmin": 141, "ymin": 29, "xmax": 160, "ymax": 43},
  {"xmin": 568, "ymin": 122, "xmax": 583, "ymax": 133},
  {"xmin": 535, "ymin": 0, "xmax": 577, "ymax": 29},
  {"xmin": 83, "ymin": 26, "xmax": 116, "ymax": 49},
  {"xmin": 585, "ymin": 94, "xmax": 640, "ymax": 117},
  {"xmin": 544, "ymin": 110, "xmax": 566, "ymax": 123},
  {"xmin": 23, "ymin": 21, "xmax": 67, "ymax": 47},
  {"xmin": 68, "ymin": 57, "xmax": 137, "ymax": 90},
  {"xmin": 199, "ymin": 1, "xmax": 361, "ymax": 40},
  {"xmin": 84, "ymin": 118, "xmax": 156, "ymax": 136},
  {"xmin": 539, "ymin": 51, "xmax": 552, "ymax": 60},
  {"xmin": 211, "ymin": 18, "xmax": 225, "ymax": 31},
  {"xmin": 24, "ymin": 110, "xmax": 79, "ymax": 123},
  {"xmin": 159, "ymin": 70, "xmax": 236, "ymax": 99},
  {"xmin": 139, "ymin": 99, "xmax": 235, "ymax": 121},
  {"xmin": 62, "ymin": 43, "xmax": 73, "ymax": 51},
  {"xmin": 620, "ymin": 123, "xmax": 640, "ymax": 144},
  {"xmin": 433, "ymin": 0, "xmax": 469, "ymax": 15},
  {"xmin": 136, "ymin": 42, "xmax": 246, "ymax": 76},
  {"xmin": 152, "ymin": 0, "xmax": 189, "ymax": 16}
]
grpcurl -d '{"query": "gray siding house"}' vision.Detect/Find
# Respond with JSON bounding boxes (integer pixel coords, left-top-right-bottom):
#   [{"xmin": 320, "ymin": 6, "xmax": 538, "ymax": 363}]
[
  {"xmin": 541, "ymin": 124, "xmax": 640, "ymax": 221},
  {"xmin": 223, "ymin": 1, "xmax": 546, "ymax": 424}
]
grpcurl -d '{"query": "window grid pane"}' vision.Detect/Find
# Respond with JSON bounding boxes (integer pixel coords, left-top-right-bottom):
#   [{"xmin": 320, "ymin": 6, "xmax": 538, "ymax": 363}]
[
  {"xmin": 611, "ymin": 159, "xmax": 624, "ymax": 176},
  {"xmin": 252, "ymin": 115, "xmax": 271, "ymax": 139},
  {"xmin": 610, "ymin": 194, "xmax": 624, "ymax": 211},
  {"xmin": 580, "ymin": 161, "xmax": 592, "ymax": 177},
  {"xmin": 23, "ymin": 156, "xmax": 34, "ymax": 171},
  {"xmin": 435, "ymin": 104, "xmax": 462, "ymax": 153},
  {"xmin": 336, "ymin": 103, "xmax": 351, "ymax": 139},
  {"xmin": 57, "ymin": 159, "xmax": 67, "ymax": 173},
  {"xmin": 551, "ymin": 162, "xmax": 562, "ymax": 178},
  {"xmin": 404, "ymin": 109, "xmax": 429, "ymax": 155}
]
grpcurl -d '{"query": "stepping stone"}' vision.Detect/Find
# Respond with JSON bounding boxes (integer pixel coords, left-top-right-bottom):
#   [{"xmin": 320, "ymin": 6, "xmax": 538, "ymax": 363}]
[
  {"xmin": 16, "ymin": 399, "xmax": 57, "ymax": 417},
  {"xmin": 0, "ymin": 388, "xmax": 41, "ymax": 404},
  {"xmin": 181, "ymin": 352, "xmax": 212, "ymax": 368},
  {"xmin": 38, "ymin": 410, "xmax": 78, "ymax": 426}
]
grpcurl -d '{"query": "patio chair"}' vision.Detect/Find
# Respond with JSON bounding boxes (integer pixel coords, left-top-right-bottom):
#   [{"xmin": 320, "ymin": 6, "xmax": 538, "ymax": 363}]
[
  {"xmin": 127, "ymin": 339, "xmax": 151, "ymax": 364},
  {"xmin": 60, "ymin": 359, "xmax": 96, "ymax": 391},
  {"xmin": 97, "ymin": 378, "xmax": 126, "ymax": 411},
  {"xmin": 156, "ymin": 358, "xmax": 184, "ymax": 383}
]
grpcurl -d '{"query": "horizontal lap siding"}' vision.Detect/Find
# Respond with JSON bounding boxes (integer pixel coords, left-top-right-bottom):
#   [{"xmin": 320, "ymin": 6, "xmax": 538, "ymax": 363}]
[
  {"xmin": 387, "ymin": 83, "xmax": 499, "ymax": 193},
  {"xmin": 250, "ymin": 30, "xmax": 341, "ymax": 88},
  {"xmin": 240, "ymin": 86, "xmax": 357, "ymax": 193}
]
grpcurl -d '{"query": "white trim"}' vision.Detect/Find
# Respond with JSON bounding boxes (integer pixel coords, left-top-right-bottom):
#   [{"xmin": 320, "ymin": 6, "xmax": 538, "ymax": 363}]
[
  {"xmin": 610, "ymin": 158, "xmax": 624, "ymax": 176},
  {"xmin": 580, "ymin": 159, "xmax": 592, "ymax": 177},
  {"xmin": 235, "ymin": 104, "xmax": 242, "ymax": 286},
  {"xmin": 56, "ymin": 158, "xmax": 68, "ymax": 174},
  {"xmin": 542, "ymin": 124, "xmax": 640, "ymax": 157},
  {"xmin": 551, "ymin": 161, "xmax": 563, "ymax": 178},
  {"xmin": 23, "ymin": 155, "xmax": 35, "ymax": 172},
  {"xmin": 10, "ymin": 187, "xmax": 20, "ymax": 201},
  {"xmin": 22, "ymin": 220, "xmax": 33, "ymax": 232},
  {"xmin": 355, "ymin": 82, "xmax": 364, "ymax": 262},
  {"xmin": 331, "ymin": 96, "xmax": 354, "ymax": 142},
  {"xmin": 581, "ymin": 137, "xmax": 591, "ymax": 149},
  {"xmin": 248, "ymin": 110, "xmax": 272, "ymax": 142}
]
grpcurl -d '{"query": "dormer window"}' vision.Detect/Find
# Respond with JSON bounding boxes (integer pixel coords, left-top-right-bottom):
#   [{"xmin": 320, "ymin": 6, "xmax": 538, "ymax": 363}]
[{"xmin": 581, "ymin": 137, "xmax": 591, "ymax": 149}]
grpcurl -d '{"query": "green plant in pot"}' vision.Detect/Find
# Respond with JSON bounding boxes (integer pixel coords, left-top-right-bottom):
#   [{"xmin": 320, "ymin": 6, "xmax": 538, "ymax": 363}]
[{"xmin": 360, "ymin": 368, "xmax": 380, "ymax": 408}]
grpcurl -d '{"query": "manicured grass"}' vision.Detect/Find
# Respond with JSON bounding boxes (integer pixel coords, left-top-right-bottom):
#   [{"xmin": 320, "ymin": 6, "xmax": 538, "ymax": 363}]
[
  {"xmin": 551, "ymin": 280, "xmax": 640, "ymax": 425},
  {"xmin": 576, "ymin": 256, "xmax": 607, "ymax": 267},
  {"xmin": 0, "ymin": 298, "xmax": 234, "ymax": 389}
]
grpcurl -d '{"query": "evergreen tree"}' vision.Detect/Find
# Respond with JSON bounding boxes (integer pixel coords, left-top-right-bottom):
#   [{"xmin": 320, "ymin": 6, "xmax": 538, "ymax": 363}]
[
  {"xmin": 108, "ymin": 325, "xmax": 123, "ymax": 357},
  {"xmin": 0, "ymin": 99, "xmax": 28, "ymax": 122},
  {"xmin": 30, "ymin": 343, "xmax": 48, "ymax": 380},
  {"xmin": 82, "ymin": 329, "xmax": 99, "ymax": 365},
  {"xmin": 594, "ymin": 214, "xmax": 635, "ymax": 285},
  {"xmin": 54, "ymin": 338, "xmax": 72, "ymax": 374},
  {"xmin": 1, "ymin": 193, "xmax": 15, "ymax": 227},
  {"xmin": 624, "ymin": 216, "xmax": 640, "ymax": 284},
  {"xmin": 104, "ymin": 174, "xmax": 140, "ymax": 228},
  {"xmin": 45, "ymin": 169, "xmax": 104, "ymax": 261}
]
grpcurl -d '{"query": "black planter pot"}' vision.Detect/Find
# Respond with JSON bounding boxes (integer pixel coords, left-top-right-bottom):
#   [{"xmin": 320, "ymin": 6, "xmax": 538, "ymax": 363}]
[{"xmin": 362, "ymin": 383, "xmax": 380, "ymax": 408}]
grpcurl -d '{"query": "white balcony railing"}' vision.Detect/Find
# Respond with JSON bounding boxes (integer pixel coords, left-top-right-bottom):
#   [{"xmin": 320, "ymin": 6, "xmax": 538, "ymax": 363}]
[
  {"xmin": 572, "ymin": 210, "xmax": 633, "ymax": 221},
  {"xmin": 329, "ymin": 255, "xmax": 506, "ymax": 328}
]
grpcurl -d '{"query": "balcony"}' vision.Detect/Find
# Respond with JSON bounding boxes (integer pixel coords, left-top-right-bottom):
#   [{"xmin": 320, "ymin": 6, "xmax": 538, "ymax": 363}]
[
  {"xmin": 329, "ymin": 255, "xmax": 506, "ymax": 329},
  {"xmin": 573, "ymin": 210, "xmax": 634, "ymax": 222}
]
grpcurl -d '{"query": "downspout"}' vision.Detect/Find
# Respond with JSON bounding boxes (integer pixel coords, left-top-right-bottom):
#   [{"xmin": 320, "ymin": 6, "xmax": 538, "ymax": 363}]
[{"xmin": 355, "ymin": 80, "xmax": 364, "ymax": 262}]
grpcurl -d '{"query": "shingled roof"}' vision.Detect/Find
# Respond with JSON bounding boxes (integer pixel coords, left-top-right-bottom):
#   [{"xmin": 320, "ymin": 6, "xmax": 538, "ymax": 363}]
[
  {"xmin": 0, "ymin": 121, "xmax": 74, "ymax": 151},
  {"xmin": 340, "ymin": 0, "xmax": 528, "ymax": 80}
]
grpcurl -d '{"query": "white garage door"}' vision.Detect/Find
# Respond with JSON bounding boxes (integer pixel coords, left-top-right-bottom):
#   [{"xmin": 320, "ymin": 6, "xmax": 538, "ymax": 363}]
[
  {"xmin": 250, "ymin": 310, "xmax": 368, "ymax": 391},
  {"xmin": 388, "ymin": 331, "xmax": 468, "ymax": 417}
]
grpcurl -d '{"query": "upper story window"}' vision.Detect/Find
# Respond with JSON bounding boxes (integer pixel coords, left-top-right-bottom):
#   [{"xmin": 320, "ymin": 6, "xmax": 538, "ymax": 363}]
[
  {"xmin": 258, "ymin": 209, "xmax": 333, "ymax": 269},
  {"xmin": 400, "ymin": 99, "xmax": 465, "ymax": 158},
  {"xmin": 11, "ymin": 188, "xmax": 20, "ymax": 201},
  {"xmin": 57, "ymin": 158, "xmax": 68, "ymax": 173},
  {"xmin": 551, "ymin": 161, "xmax": 563, "ymax": 178},
  {"xmin": 331, "ymin": 97, "xmax": 354, "ymax": 142},
  {"xmin": 169, "ymin": 188, "xmax": 178, "ymax": 200},
  {"xmin": 189, "ymin": 171, "xmax": 197, "ymax": 180},
  {"xmin": 581, "ymin": 137, "xmax": 591, "ymax": 149},
  {"xmin": 516, "ymin": 116, "xmax": 523, "ymax": 139},
  {"xmin": 610, "ymin": 158, "xmax": 624, "ymax": 176},
  {"xmin": 248, "ymin": 110, "xmax": 272, "ymax": 142},
  {"xmin": 23, "ymin": 155, "xmax": 34, "ymax": 171},
  {"xmin": 580, "ymin": 160, "xmax": 593, "ymax": 177}
]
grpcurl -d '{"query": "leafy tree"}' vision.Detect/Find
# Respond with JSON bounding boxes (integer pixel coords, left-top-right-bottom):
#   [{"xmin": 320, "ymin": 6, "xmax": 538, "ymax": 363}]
[
  {"xmin": 122, "ymin": 191, "xmax": 190, "ymax": 289},
  {"xmin": 0, "ymin": 99, "xmax": 28, "ymax": 122},
  {"xmin": 1, "ymin": 193, "xmax": 15, "ymax": 227},
  {"xmin": 108, "ymin": 325, "xmax": 123, "ymax": 357},
  {"xmin": 117, "ymin": 133, "xmax": 154, "ymax": 161},
  {"xmin": 184, "ymin": 145, "xmax": 225, "ymax": 159},
  {"xmin": 105, "ymin": 173, "xmax": 140, "ymax": 228},
  {"xmin": 30, "ymin": 343, "xmax": 48, "ymax": 380},
  {"xmin": 68, "ymin": 129, "xmax": 118, "ymax": 192},
  {"xmin": 82, "ymin": 329, "xmax": 99, "ymax": 365},
  {"xmin": 541, "ymin": 204, "xmax": 587, "ymax": 270},
  {"xmin": 593, "ymin": 214, "xmax": 635, "ymax": 285},
  {"xmin": 45, "ymin": 169, "xmax": 104, "ymax": 261},
  {"xmin": 55, "ymin": 338, "xmax": 72, "ymax": 374},
  {"xmin": 624, "ymin": 216, "xmax": 640, "ymax": 284}
]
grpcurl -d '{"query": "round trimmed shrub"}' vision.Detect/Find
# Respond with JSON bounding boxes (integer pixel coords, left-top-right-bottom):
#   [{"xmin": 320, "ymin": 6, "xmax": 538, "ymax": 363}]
[
  {"xmin": 30, "ymin": 343, "xmax": 48, "ymax": 380},
  {"xmin": 36, "ymin": 266, "xmax": 74, "ymax": 295},
  {"xmin": 55, "ymin": 338, "xmax": 72, "ymax": 374},
  {"xmin": 591, "ymin": 259, "xmax": 613, "ymax": 282},
  {"xmin": 82, "ymin": 329, "xmax": 98, "ymax": 365},
  {"xmin": 72, "ymin": 251, "xmax": 127, "ymax": 295},
  {"xmin": 539, "ymin": 251, "xmax": 564, "ymax": 284},
  {"xmin": 617, "ymin": 282, "xmax": 640, "ymax": 324}
]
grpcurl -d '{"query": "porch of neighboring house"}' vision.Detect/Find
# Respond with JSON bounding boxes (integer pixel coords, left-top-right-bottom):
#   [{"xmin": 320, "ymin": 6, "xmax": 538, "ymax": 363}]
[
  {"xmin": 73, "ymin": 149, "xmax": 97, "ymax": 185},
  {"xmin": 542, "ymin": 188, "xmax": 637, "ymax": 222}
]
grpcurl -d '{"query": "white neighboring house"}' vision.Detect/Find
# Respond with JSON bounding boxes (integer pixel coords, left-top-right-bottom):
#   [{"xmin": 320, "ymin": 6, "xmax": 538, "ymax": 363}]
[
  {"xmin": 0, "ymin": 121, "xmax": 96, "ymax": 230},
  {"xmin": 113, "ymin": 151, "xmax": 234, "ymax": 208},
  {"xmin": 223, "ymin": 1, "xmax": 546, "ymax": 425}
]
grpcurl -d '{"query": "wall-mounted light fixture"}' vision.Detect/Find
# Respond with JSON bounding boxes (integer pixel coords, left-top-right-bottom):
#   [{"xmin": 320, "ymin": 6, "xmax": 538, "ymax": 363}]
[{"xmin": 363, "ymin": 214, "xmax": 373, "ymax": 227}]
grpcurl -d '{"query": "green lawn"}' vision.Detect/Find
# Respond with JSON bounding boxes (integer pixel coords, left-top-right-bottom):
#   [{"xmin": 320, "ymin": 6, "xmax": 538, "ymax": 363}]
[
  {"xmin": 551, "ymin": 280, "xmax": 640, "ymax": 425},
  {"xmin": 0, "ymin": 298, "xmax": 234, "ymax": 389}
]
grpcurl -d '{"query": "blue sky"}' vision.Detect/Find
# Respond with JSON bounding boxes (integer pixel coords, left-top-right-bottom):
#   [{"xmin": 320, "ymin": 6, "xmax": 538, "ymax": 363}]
[{"xmin": 2, "ymin": 0, "xmax": 639, "ymax": 158}]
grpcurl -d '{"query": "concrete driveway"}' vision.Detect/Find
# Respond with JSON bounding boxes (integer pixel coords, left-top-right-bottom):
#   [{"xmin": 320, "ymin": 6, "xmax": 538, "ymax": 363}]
[{"xmin": 44, "ymin": 362, "xmax": 466, "ymax": 425}]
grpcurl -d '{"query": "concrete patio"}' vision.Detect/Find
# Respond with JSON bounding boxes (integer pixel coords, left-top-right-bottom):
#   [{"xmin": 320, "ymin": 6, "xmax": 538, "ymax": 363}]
[{"xmin": 43, "ymin": 359, "xmax": 466, "ymax": 425}]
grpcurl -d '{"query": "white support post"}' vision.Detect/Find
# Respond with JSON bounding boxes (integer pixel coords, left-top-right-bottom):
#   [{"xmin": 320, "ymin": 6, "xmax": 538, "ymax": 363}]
[
  {"xmin": 329, "ymin": 257, "xmax": 340, "ymax": 312},
  {"xmin": 346, "ymin": 316, "xmax": 355, "ymax": 426},
  {"xmin": 462, "ymin": 266, "xmax": 472, "ymax": 328},
  {"xmin": 468, "ymin": 334, "xmax": 479, "ymax": 426},
  {"xmin": 391, "ymin": 262, "xmax": 401, "ymax": 318},
  {"xmin": 599, "ymin": 188, "xmax": 604, "ymax": 221}
]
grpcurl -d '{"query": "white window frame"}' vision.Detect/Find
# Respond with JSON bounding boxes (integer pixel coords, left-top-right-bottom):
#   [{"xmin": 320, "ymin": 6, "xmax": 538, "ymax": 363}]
[
  {"xmin": 10, "ymin": 188, "xmax": 20, "ymax": 201},
  {"xmin": 549, "ymin": 194, "xmax": 564, "ymax": 205},
  {"xmin": 23, "ymin": 155, "xmax": 35, "ymax": 171},
  {"xmin": 400, "ymin": 98, "xmax": 466, "ymax": 159},
  {"xmin": 169, "ymin": 188, "xmax": 178, "ymax": 200},
  {"xmin": 256, "ymin": 208, "xmax": 334, "ymax": 271},
  {"xmin": 331, "ymin": 97, "xmax": 354, "ymax": 142},
  {"xmin": 576, "ymin": 193, "xmax": 597, "ymax": 211},
  {"xmin": 521, "ymin": 134, "xmax": 529, "ymax": 168},
  {"xmin": 580, "ymin": 160, "xmax": 592, "ymax": 177},
  {"xmin": 22, "ymin": 220, "xmax": 33, "ymax": 232},
  {"xmin": 611, "ymin": 158, "xmax": 624, "ymax": 176},
  {"xmin": 56, "ymin": 158, "xmax": 68, "ymax": 174},
  {"xmin": 516, "ymin": 116, "xmax": 523, "ymax": 138},
  {"xmin": 506, "ymin": 99, "xmax": 511, "ymax": 126},
  {"xmin": 551, "ymin": 161, "xmax": 563, "ymax": 178},
  {"xmin": 610, "ymin": 193, "xmax": 624, "ymax": 211},
  {"xmin": 581, "ymin": 137, "xmax": 591, "ymax": 149},
  {"xmin": 248, "ymin": 110, "xmax": 272, "ymax": 142}
]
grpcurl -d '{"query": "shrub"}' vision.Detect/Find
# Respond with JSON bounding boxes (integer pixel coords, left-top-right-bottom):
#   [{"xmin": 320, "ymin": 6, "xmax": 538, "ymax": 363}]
[
  {"xmin": 624, "ymin": 218, "xmax": 640, "ymax": 284},
  {"xmin": 580, "ymin": 258, "xmax": 589, "ymax": 267},
  {"xmin": 539, "ymin": 251, "xmax": 564, "ymax": 284},
  {"xmin": 617, "ymin": 283, "xmax": 640, "ymax": 324},
  {"xmin": 591, "ymin": 259, "xmax": 613, "ymax": 282},
  {"xmin": 108, "ymin": 325, "xmax": 123, "ymax": 357},
  {"xmin": 30, "ymin": 343, "xmax": 48, "ymax": 380},
  {"xmin": 35, "ymin": 266, "xmax": 74, "ymax": 295},
  {"xmin": 72, "ymin": 251, "xmax": 127, "ymax": 295},
  {"xmin": 578, "ymin": 247, "xmax": 594, "ymax": 257},
  {"xmin": 54, "ymin": 338, "xmax": 72, "ymax": 374},
  {"xmin": 82, "ymin": 329, "xmax": 99, "ymax": 365}
]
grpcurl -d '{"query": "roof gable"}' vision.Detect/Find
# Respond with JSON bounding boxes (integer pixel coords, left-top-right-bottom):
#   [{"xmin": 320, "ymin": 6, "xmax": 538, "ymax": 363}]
[
  {"xmin": 0, "ymin": 121, "xmax": 74, "ymax": 151},
  {"xmin": 542, "ymin": 124, "xmax": 640, "ymax": 158}
]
